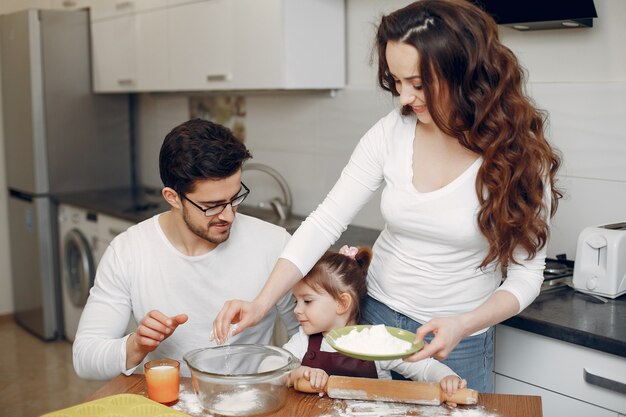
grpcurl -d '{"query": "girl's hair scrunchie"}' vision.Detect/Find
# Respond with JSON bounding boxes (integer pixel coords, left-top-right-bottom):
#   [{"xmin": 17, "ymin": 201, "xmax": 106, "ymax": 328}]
[{"xmin": 339, "ymin": 245, "xmax": 358, "ymax": 260}]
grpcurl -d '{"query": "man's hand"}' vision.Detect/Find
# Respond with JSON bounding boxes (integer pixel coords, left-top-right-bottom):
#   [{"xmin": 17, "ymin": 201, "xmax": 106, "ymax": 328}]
[
  {"xmin": 126, "ymin": 310, "xmax": 188, "ymax": 369},
  {"xmin": 213, "ymin": 299, "xmax": 267, "ymax": 345}
]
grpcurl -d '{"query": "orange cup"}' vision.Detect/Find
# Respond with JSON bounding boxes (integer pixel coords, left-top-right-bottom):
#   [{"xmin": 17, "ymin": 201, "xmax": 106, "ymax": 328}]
[{"xmin": 144, "ymin": 358, "xmax": 180, "ymax": 405}]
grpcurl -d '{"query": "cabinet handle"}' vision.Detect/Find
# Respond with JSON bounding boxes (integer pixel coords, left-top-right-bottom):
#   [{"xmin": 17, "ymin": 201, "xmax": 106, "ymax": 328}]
[
  {"xmin": 206, "ymin": 74, "xmax": 231, "ymax": 82},
  {"xmin": 115, "ymin": 1, "xmax": 133, "ymax": 10},
  {"xmin": 62, "ymin": 0, "xmax": 77, "ymax": 7},
  {"xmin": 583, "ymin": 368, "xmax": 626, "ymax": 394},
  {"xmin": 117, "ymin": 79, "xmax": 134, "ymax": 86}
]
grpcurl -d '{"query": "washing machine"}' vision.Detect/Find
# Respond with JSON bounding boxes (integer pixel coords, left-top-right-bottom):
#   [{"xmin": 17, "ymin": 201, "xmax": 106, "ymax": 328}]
[{"xmin": 58, "ymin": 204, "xmax": 135, "ymax": 341}]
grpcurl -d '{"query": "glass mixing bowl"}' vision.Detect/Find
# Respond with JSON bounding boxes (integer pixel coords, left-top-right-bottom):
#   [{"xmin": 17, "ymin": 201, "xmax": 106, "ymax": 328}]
[{"xmin": 183, "ymin": 344, "xmax": 300, "ymax": 416}]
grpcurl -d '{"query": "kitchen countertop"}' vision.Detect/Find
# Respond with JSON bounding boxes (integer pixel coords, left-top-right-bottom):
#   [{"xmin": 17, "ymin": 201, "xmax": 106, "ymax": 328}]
[
  {"xmin": 503, "ymin": 287, "xmax": 626, "ymax": 358},
  {"xmin": 54, "ymin": 187, "xmax": 169, "ymax": 224}
]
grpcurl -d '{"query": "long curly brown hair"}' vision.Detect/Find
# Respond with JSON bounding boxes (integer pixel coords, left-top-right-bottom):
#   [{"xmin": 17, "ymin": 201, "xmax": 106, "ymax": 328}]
[{"xmin": 376, "ymin": 0, "xmax": 562, "ymax": 269}]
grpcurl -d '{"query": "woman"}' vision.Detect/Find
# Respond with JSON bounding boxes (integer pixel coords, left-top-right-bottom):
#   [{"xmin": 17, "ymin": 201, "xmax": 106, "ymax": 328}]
[{"xmin": 214, "ymin": 0, "xmax": 561, "ymax": 393}]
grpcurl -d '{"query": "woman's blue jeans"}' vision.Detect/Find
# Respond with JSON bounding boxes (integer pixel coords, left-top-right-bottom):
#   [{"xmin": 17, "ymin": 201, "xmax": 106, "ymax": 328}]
[{"xmin": 361, "ymin": 295, "xmax": 494, "ymax": 393}]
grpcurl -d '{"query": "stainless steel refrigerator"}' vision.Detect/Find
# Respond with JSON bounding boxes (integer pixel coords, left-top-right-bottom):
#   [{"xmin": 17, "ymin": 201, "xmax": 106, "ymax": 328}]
[{"xmin": 1, "ymin": 9, "xmax": 131, "ymax": 340}]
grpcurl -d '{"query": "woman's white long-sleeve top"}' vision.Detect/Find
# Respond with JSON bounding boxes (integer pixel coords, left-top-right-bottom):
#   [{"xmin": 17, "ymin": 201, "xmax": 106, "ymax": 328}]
[{"xmin": 281, "ymin": 109, "xmax": 547, "ymax": 330}]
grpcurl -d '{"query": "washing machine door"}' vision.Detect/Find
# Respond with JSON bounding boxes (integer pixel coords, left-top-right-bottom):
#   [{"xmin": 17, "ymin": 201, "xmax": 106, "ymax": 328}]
[{"xmin": 63, "ymin": 229, "xmax": 95, "ymax": 307}]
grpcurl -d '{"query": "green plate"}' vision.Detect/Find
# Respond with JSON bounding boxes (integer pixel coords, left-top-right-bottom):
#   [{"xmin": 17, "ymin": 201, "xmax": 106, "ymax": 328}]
[{"xmin": 325, "ymin": 325, "xmax": 423, "ymax": 361}]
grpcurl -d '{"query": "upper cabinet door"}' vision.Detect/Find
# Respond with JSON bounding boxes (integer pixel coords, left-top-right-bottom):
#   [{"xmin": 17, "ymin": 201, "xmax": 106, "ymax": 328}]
[
  {"xmin": 135, "ymin": 8, "xmax": 169, "ymax": 91},
  {"xmin": 167, "ymin": 0, "xmax": 232, "ymax": 91},
  {"xmin": 91, "ymin": 13, "xmax": 137, "ymax": 92}
]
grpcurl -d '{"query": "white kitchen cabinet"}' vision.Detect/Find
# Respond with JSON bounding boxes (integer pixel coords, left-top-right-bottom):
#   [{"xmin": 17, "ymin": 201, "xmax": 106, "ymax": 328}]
[
  {"xmin": 134, "ymin": 8, "xmax": 169, "ymax": 90},
  {"xmin": 91, "ymin": 6, "xmax": 169, "ymax": 92},
  {"xmin": 494, "ymin": 325, "xmax": 626, "ymax": 417},
  {"xmin": 495, "ymin": 374, "xmax": 618, "ymax": 417},
  {"xmin": 227, "ymin": 0, "xmax": 345, "ymax": 90},
  {"xmin": 167, "ymin": 0, "xmax": 232, "ymax": 91},
  {"xmin": 91, "ymin": 13, "xmax": 136, "ymax": 92},
  {"xmin": 90, "ymin": 0, "xmax": 345, "ymax": 92}
]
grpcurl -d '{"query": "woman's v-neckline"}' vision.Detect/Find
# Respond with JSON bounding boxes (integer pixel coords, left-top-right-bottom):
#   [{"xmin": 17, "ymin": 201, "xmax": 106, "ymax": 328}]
[{"xmin": 407, "ymin": 128, "xmax": 482, "ymax": 197}]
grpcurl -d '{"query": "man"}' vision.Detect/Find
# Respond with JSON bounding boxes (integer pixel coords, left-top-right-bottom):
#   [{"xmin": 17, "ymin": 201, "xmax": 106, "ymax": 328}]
[{"xmin": 73, "ymin": 119, "xmax": 298, "ymax": 380}]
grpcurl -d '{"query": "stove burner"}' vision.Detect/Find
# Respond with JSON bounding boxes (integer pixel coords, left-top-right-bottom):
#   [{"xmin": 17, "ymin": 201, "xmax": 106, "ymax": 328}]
[
  {"xmin": 545, "ymin": 261, "xmax": 568, "ymax": 275},
  {"xmin": 541, "ymin": 256, "xmax": 574, "ymax": 293}
]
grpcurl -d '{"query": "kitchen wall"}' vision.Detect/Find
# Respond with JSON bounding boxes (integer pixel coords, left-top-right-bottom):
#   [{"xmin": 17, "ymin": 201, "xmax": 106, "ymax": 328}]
[{"xmin": 136, "ymin": 0, "xmax": 626, "ymax": 259}]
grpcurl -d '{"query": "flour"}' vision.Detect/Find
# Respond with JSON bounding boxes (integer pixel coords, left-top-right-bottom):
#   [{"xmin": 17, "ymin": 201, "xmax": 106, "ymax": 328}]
[
  {"xmin": 334, "ymin": 325, "xmax": 412, "ymax": 355},
  {"xmin": 211, "ymin": 388, "xmax": 263, "ymax": 414},
  {"xmin": 171, "ymin": 387, "xmax": 210, "ymax": 416},
  {"xmin": 317, "ymin": 399, "xmax": 500, "ymax": 417},
  {"xmin": 171, "ymin": 386, "xmax": 264, "ymax": 416}
]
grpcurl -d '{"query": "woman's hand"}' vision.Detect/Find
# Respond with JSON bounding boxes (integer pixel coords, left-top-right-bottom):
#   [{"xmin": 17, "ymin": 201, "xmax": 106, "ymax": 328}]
[
  {"xmin": 212, "ymin": 299, "xmax": 268, "ymax": 345},
  {"xmin": 126, "ymin": 310, "xmax": 188, "ymax": 369},
  {"xmin": 440, "ymin": 376, "xmax": 467, "ymax": 407},
  {"xmin": 406, "ymin": 316, "xmax": 467, "ymax": 362},
  {"xmin": 213, "ymin": 259, "xmax": 304, "ymax": 343}
]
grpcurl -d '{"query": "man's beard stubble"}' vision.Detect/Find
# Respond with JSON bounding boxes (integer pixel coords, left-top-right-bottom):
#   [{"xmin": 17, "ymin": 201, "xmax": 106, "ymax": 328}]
[{"xmin": 182, "ymin": 208, "xmax": 231, "ymax": 245}]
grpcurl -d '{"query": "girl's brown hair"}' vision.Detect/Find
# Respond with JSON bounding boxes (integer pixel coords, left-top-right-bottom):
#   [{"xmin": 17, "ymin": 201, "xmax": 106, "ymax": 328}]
[
  {"xmin": 304, "ymin": 247, "xmax": 372, "ymax": 323},
  {"xmin": 376, "ymin": 0, "xmax": 562, "ymax": 269}
]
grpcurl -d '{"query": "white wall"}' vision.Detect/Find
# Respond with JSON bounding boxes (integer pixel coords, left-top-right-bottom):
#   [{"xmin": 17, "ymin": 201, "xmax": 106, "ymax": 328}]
[{"xmin": 137, "ymin": 0, "xmax": 626, "ymax": 259}]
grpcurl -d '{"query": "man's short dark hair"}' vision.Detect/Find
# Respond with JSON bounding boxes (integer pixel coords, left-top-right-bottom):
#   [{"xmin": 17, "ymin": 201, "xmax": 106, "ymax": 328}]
[{"xmin": 159, "ymin": 119, "xmax": 252, "ymax": 195}]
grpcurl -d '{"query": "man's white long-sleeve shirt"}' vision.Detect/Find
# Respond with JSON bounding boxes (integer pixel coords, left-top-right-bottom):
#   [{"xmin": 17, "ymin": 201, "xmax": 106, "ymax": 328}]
[{"xmin": 73, "ymin": 213, "xmax": 299, "ymax": 380}]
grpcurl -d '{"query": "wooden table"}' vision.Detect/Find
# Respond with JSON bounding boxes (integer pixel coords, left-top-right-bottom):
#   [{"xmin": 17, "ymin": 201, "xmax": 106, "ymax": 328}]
[{"xmin": 88, "ymin": 374, "xmax": 542, "ymax": 417}]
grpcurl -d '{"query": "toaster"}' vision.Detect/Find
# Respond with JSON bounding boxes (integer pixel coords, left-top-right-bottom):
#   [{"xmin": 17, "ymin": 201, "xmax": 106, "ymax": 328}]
[{"xmin": 573, "ymin": 222, "xmax": 626, "ymax": 299}]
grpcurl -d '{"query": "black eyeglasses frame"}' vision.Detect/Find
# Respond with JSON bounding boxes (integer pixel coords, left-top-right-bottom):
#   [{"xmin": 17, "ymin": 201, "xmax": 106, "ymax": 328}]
[{"xmin": 181, "ymin": 182, "xmax": 250, "ymax": 217}]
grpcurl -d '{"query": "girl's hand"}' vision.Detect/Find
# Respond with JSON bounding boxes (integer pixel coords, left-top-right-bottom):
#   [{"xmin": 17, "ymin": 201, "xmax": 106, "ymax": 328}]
[
  {"xmin": 406, "ymin": 316, "xmax": 466, "ymax": 362},
  {"xmin": 440, "ymin": 376, "xmax": 467, "ymax": 407},
  {"xmin": 289, "ymin": 366, "xmax": 329, "ymax": 394},
  {"xmin": 305, "ymin": 368, "xmax": 329, "ymax": 392}
]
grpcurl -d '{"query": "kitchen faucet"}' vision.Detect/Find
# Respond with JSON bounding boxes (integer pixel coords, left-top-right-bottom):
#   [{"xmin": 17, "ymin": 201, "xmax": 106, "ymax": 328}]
[{"xmin": 242, "ymin": 163, "xmax": 293, "ymax": 220}]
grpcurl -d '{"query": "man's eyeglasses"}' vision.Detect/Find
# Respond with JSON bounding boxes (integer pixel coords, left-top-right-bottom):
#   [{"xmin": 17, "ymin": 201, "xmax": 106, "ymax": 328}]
[{"xmin": 181, "ymin": 182, "xmax": 250, "ymax": 217}]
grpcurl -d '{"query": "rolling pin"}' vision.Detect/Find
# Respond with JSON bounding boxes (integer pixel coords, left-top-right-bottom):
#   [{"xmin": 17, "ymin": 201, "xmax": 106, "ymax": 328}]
[{"xmin": 294, "ymin": 375, "xmax": 478, "ymax": 406}]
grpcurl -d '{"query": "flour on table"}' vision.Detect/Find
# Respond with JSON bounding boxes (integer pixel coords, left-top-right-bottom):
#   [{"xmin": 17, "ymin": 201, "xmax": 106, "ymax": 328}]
[
  {"xmin": 317, "ymin": 399, "xmax": 500, "ymax": 417},
  {"xmin": 171, "ymin": 387, "xmax": 211, "ymax": 416},
  {"xmin": 334, "ymin": 325, "xmax": 412, "ymax": 355}
]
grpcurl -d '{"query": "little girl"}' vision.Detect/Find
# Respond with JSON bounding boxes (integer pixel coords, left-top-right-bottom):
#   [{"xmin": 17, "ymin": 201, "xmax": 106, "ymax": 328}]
[{"xmin": 283, "ymin": 245, "xmax": 466, "ymax": 401}]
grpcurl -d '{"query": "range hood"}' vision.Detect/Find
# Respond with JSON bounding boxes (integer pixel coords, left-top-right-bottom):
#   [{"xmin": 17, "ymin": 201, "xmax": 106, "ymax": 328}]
[{"xmin": 469, "ymin": 0, "xmax": 597, "ymax": 31}]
